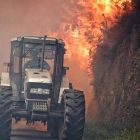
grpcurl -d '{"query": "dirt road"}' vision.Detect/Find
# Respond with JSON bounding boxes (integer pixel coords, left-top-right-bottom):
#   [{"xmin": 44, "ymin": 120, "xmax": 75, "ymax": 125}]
[
  {"xmin": 11, "ymin": 120, "xmax": 58, "ymax": 140},
  {"xmin": 11, "ymin": 130, "xmax": 58, "ymax": 140}
]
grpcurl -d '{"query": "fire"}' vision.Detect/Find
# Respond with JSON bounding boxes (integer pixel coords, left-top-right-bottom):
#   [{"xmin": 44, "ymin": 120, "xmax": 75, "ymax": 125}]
[
  {"xmin": 97, "ymin": 0, "xmax": 132, "ymax": 13},
  {"xmin": 49, "ymin": 0, "xmax": 132, "ymax": 69}
]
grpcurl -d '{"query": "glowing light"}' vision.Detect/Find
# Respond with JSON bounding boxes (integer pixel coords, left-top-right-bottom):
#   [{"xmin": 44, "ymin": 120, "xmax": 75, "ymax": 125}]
[{"xmin": 49, "ymin": 0, "xmax": 132, "ymax": 69}]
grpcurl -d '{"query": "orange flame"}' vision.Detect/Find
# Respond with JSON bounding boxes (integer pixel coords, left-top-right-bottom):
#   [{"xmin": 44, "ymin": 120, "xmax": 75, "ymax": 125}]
[{"xmin": 49, "ymin": 0, "xmax": 132, "ymax": 69}]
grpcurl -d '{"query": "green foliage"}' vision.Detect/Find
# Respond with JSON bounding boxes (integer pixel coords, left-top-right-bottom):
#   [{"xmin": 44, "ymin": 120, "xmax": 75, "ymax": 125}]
[
  {"xmin": 83, "ymin": 122, "xmax": 114, "ymax": 140},
  {"xmin": 110, "ymin": 130, "xmax": 140, "ymax": 140},
  {"xmin": 83, "ymin": 122, "xmax": 140, "ymax": 140}
]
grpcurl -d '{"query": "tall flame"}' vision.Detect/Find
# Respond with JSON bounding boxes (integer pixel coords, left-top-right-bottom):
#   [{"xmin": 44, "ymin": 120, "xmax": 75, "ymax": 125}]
[{"xmin": 49, "ymin": 0, "xmax": 132, "ymax": 69}]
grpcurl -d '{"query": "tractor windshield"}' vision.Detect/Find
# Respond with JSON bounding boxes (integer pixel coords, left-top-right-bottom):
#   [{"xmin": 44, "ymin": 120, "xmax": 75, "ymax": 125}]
[{"xmin": 22, "ymin": 43, "xmax": 55, "ymax": 74}]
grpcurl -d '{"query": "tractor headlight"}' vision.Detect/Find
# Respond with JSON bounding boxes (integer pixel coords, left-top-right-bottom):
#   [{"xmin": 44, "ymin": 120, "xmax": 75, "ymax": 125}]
[
  {"xmin": 30, "ymin": 88, "xmax": 38, "ymax": 93},
  {"xmin": 42, "ymin": 89, "xmax": 50, "ymax": 94},
  {"xmin": 30, "ymin": 88, "xmax": 50, "ymax": 94}
]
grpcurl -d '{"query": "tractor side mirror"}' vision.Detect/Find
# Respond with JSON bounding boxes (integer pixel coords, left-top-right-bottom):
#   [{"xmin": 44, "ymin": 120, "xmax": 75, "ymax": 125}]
[
  {"xmin": 63, "ymin": 67, "xmax": 69, "ymax": 76},
  {"xmin": 3, "ymin": 62, "xmax": 10, "ymax": 67},
  {"xmin": 3, "ymin": 62, "xmax": 10, "ymax": 72}
]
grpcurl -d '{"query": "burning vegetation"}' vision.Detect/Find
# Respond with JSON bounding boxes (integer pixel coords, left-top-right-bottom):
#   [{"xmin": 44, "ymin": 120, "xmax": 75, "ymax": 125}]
[
  {"xmin": 0, "ymin": 0, "xmax": 140, "ymax": 139},
  {"xmin": 84, "ymin": 0, "xmax": 140, "ymax": 139},
  {"xmin": 49, "ymin": 0, "xmax": 132, "ymax": 70},
  {"xmin": 48, "ymin": 0, "xmax": 140, "ymax": 139}
]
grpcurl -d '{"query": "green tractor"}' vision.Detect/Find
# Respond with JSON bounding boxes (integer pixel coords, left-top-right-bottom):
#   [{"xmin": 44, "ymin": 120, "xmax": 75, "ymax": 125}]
[{"xmin": 0, "ymin": 36, "xmax": 85, "ymax": 140}]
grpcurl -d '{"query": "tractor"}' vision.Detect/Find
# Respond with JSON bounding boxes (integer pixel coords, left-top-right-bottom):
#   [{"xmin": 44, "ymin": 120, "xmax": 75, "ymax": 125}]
[{"xmin": 0, "ymin": 36, "xmax": 85, "ymax": 140}]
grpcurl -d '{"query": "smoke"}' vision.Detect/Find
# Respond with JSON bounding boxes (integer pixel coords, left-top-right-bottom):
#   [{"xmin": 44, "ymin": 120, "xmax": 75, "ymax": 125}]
[
  {"xmin": 64, "ymin": 59, "xmax": 93, "ymax": 109},
  {"xmin": 0, "ymin": 0, "xmax": 92, "ymax": 121},
  {"xmin": 0, "ymin": 0, "xmax": 60, "ymax": 72}
]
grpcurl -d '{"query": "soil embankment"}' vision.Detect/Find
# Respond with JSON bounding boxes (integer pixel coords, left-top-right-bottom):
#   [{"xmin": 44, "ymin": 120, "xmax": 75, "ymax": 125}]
[{"xmin": 91, "ymin": 0, "xmax": 140, "ymax": 130}]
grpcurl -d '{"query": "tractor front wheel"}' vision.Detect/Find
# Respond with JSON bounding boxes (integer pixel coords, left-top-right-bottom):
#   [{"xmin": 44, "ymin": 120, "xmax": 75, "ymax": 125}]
[
  {"xmin": 0, "ymin": 86, "xmax": 12, "ymax": 140},
  {"xmin": 59, "ymin": 89, "xmax": 85, "ymax": 140}
]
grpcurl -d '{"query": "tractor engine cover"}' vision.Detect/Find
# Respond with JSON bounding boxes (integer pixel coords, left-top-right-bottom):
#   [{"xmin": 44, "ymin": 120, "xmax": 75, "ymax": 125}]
[{"xmin": 24, "ymin": 69, "xmax": 52, "ymax": 111}]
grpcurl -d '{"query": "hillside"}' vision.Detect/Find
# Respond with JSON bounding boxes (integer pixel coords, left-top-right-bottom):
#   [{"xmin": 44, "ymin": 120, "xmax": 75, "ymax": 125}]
[{"xmin": 92, "ymin": 0, "xmax": 140, "ymax": 131}]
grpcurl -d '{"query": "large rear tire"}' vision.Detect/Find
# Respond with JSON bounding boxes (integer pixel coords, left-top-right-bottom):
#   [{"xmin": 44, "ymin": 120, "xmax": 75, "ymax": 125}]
[
  {"xmin": 59, "ymin": 89, "xmax": 85, "ymax": 140},
  {"xmin": 0, "ymin": 86, "xmax": 12, "ymax": 140}
]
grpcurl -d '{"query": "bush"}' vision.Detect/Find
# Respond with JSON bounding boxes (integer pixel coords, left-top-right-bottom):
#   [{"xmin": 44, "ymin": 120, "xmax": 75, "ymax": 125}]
[{"xmin": 83, "ymin": 122, "xmax": 140, "ymax": 140}]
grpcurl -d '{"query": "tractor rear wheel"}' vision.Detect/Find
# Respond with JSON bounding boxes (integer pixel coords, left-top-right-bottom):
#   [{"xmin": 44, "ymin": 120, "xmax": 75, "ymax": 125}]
[
  {"xmin": 59, "ymin": 89, "xmax": 85, "ymax": 140},
  {"xmin": 0, "ymin": 86, "xmax": 12, "ymax": 140}
]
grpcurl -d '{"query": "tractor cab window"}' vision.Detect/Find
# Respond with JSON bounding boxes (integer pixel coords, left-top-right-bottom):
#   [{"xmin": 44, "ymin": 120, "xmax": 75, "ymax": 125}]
[
  {"xmin": 22, "ymin": 43, "xmax": 55, "ymax": 74},
  {"xmin": 10, "ymin": 45, "xmax": 21, "ymax": 95},
  {"xmin": 13, "ymin": 47, "xmax": 20, "ymax": 73}
]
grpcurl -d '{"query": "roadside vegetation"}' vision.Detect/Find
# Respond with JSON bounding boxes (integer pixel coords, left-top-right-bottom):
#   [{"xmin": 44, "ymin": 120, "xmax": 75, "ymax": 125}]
[
  {"xmin": 84, "ymin": 2, "xmax": 140, "ymax": 140},
  {"xmin": 83, "ymin": 122, "xmax": 140, "ymax": 140}
]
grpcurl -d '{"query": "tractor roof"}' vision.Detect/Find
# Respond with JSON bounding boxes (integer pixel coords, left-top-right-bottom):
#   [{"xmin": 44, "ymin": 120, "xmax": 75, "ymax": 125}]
[{"xmin": 11, "ymin": 36, "xmax": 65, "ymax": 45}]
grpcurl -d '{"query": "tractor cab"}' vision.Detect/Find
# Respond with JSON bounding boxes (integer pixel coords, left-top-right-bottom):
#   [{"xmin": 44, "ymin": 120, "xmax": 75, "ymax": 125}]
[{"xmin": 10, "ymin": 36, "xmax": 65, "ymax": 103}]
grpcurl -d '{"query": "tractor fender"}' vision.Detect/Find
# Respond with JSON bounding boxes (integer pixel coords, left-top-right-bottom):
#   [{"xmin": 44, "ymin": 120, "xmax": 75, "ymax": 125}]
[
  {"xmin": 58, "ymin": 76, "xmax": 69, "ymax": 103},
  {"xmin": 1, "ymin": 72, "xmax": 10, "ymax": 86}
]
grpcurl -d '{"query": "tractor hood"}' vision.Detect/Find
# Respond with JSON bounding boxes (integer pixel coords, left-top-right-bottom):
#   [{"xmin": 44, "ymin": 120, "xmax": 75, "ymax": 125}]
[{"xmin": 25, "ymin": 69, "xmax": 52, "ymax": 83}]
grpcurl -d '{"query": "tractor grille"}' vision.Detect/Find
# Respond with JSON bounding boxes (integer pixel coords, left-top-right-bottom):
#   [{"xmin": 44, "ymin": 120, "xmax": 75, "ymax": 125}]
[{"xmin": 33, "ymin": 102, "xmax": 47, "ymax": 111}]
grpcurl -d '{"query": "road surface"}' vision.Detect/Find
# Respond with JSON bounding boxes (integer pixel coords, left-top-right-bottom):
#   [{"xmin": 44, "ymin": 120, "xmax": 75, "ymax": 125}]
[
  {"xmin": 11, "ymin": 120, "xmax": 58, "ymax": 140},
  {"xmin": 11, "ymin": 130, "xmax": 58, "ymax": 140}
]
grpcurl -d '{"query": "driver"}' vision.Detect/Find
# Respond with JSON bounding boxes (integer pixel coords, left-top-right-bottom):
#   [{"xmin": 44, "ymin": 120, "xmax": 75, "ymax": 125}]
[{"xmin": 23, "ymin": 50, "xmax": 50, "ymax": 71}]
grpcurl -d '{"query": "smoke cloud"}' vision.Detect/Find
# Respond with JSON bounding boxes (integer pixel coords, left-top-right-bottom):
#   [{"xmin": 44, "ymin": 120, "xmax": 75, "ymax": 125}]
[
  {"xmin": 0, "ymin": 0, "xmax": 92, "ymax": 111},
  {"xmin": 0, "ymin": 0, "xmax": 66, "ymax": 73}
]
